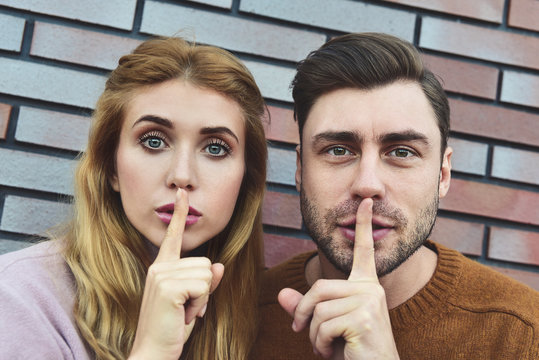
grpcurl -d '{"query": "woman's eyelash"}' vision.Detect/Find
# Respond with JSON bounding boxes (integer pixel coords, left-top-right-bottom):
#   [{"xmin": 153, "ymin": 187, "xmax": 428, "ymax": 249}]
[
  {"xmin": 138, "ymin": 131, "xmax": 166, "ymax": 144},
  {"xmin": 207, "ymin": 138, "xmax": 232, "ymax": 153}
]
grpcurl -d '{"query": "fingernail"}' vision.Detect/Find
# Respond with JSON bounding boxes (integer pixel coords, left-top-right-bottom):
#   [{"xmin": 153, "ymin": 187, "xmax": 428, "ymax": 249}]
[
  {"xmin": 291, "ymin": 321, "xmax": 297, "ymax": 332},
  {"xmin": 176, "ymin": 188, "xmax": 184, "ymax": 199},
  {"xmin": 313, "ymin": 347, "xmax": 320, "ymax": 356}
]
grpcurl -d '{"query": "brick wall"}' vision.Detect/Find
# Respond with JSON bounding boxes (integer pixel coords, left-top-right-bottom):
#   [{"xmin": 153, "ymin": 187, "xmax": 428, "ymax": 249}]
[{"xmin": 0, "ymin": 0, "xmax": 537, "ymax": 290}]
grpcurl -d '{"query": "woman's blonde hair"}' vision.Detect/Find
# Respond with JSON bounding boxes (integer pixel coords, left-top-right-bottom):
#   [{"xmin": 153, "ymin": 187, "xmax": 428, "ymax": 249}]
[{"xmin": 63, "ymin": 37, "xmax": 267, "ymax": 359}]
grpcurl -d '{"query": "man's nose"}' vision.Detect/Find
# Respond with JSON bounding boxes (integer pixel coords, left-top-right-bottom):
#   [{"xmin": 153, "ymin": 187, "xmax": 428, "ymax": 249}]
[{"xmin": 349, "ymin": 152, "xmax": 385, "ymax": 200}]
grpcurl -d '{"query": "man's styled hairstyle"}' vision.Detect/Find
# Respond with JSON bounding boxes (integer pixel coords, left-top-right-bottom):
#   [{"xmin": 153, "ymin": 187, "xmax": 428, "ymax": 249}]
[{"xmin": 292, "ymin": 32, "xmax": 450, "ymax": 155}]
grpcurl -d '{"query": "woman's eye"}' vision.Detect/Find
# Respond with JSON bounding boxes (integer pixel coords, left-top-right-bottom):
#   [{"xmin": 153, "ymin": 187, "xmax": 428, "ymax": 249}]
[
  {"xmin": 138, "ymin": 132, "xmax": 167, "ymax": 150},
  {"xmin": 328, "ymin": 147, "xmax": 350, "ymax": 156},
  {"xmin": 389, "ymin": 148, "xmax": 414, "ymax": 158},
  {"xmin": 145, "ymin": 138, "xmax": 164, "ymax": 149},
  {"xmin": 205, "ymin": 139, "xmax": 231, "ymax": 157}
]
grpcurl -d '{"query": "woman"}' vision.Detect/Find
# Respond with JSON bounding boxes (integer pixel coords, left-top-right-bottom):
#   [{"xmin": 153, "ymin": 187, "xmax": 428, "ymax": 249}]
[{"xmin": 0, "ymin": 37, "xmax": 267, "ymax": 359}]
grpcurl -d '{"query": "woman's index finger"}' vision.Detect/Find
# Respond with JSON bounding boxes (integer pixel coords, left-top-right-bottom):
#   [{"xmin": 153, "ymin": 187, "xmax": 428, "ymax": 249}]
[
  {"xmin": 348, "ymin": 198, "xmax": 378, "ymax": 281},
  {"xmin": 155, "ymin": 189, "xmax": 189, "ymax": 262}
]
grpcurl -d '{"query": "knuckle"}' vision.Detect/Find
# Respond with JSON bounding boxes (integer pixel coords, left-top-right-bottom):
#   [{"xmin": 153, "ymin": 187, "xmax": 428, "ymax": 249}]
[
  {"xmin": 196, "ymin": 257, "xmax": 212, "ymax": 267},
  {"xmin": 316, "ymin": 322, "xmax": 332, "ymax": 347},
  {"xmin": 311, "ymin": 279, "xmax": 326, "ymax": 293},
  {"xmin": 146, "ymin": 264, "xmax": 166, "ymax": 283},
  {"xmin": 312, "ymin": 302, "xmax": 327, "ymax": 320}
]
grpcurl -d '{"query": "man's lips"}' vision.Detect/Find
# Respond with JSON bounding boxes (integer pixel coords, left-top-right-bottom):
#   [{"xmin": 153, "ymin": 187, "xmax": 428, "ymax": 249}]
[
  {"xmin": 155, "ymin": 203, "xmax": 201, "ymax": 226},
  {"xmin": 338, "ymin": 216, "xmax": 395, "ymax": 242}
]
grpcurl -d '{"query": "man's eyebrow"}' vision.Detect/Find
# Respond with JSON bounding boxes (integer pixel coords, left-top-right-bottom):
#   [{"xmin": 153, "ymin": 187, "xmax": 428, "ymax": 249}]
[
  {"xmin": 132, "ymin": 115, "xmax": 173, "ymax": 129},
  {"xmin": 378, "ymin": 130, "xmax": 430, "ymax": 146},
  {"xmin": 312, "ymin": 131, "xmax": 362, "ymax": 145},
  {"xmin": 200, "ymin": 126, "xmax": 239, "ymax": 143}
]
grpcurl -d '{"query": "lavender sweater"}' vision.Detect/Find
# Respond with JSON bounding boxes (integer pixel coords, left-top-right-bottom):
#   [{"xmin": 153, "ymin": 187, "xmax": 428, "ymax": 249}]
[{"xmin": 0, "ymin": 241, "xmax": 91, "ymax": 359}]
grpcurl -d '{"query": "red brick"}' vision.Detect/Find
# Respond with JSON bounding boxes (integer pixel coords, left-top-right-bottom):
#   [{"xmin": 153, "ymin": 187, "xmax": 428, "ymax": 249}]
[
  {"xmin": 31, "ymin": 22, "xmax": 141, "ymax": 70},
  {"xmin": 492, "ymin": 146, "xmax": 539, "ymax": 186},
  {"xmin": 501, "ymin": 71, "xmax": 539, "ymax": 109},
  {"xmin": 430, "ymin": 217, "xmax": 484, "ymax": 256},
  {"xmin": 264, "ymin": 233, "xmax": 316, "ymax": 267},
  {"xmin": 422, "ymin": 54, "xmax": 498, "ymax": 99},
  {"xmin": 440, "ymin": 178, "xmax": 539, "ymax": 226},
  {"xmin": 15, "ymin": 107, "xmax": 90, "ymax": 152},
  {"xmin": 0, "ymin": 103, "xmax": 11, "ymax": 139},
  {"xmin": 384, "ymin": 0, "xmax": 504, "ymax": 23},
  {"xmin": 262, "ymin": 191, "xmax": 302, "ymax": 230},
  {"xmin": 265, "ymin": 106, "xmax": 299, "ymax": 144},
  {"xmin": 420, "ymin": 17, "xmax": 539, "ymax": 70},
  {"xmin": 508, "ymin": 0, "xmax": 539, "ymax": 32},
  {"xmin": 488, "ymin": 227, "xmax": 539, "ymax": 266},
  {"xmin": 490, "ymin": 266, "xmax": 539, "ymax": 291},
  {"xmin": 449, "ymin": 99, "xmax": 539, "ymax": 147}
]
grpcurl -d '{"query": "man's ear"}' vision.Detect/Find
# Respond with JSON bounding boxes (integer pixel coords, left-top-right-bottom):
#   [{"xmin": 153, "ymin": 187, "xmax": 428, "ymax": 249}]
[
  {"xmin": 439, "ymin": 146, "xmax": 452, "ymax": 198},
  {"xmin": 295, "ymin": 144, "xmax": 301, "ymax": 192}
]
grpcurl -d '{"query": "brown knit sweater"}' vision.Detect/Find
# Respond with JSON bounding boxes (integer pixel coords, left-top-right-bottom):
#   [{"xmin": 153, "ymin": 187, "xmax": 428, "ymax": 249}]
[{"xmin": 252, "ymin": 241, "xmax": 539, "ymax": 359}]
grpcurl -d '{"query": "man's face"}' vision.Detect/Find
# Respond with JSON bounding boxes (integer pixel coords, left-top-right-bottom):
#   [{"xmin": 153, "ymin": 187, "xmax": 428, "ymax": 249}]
[{"xmin": 296, "ymin": 81, "xmax": 452, "ymax": 277}]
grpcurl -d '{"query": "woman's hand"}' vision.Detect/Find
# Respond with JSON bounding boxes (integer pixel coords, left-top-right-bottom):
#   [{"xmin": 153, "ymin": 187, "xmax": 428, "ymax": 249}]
[{"xmin": 129, "ymin": 189, "xmax": 225, "ymax": 360}]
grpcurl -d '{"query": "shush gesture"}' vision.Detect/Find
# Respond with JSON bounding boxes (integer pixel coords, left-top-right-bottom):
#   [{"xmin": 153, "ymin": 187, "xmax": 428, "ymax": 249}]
[
  {"xmin": 278, "ymin": 198, "xmax": 400, "ymax": 359},
  {"xmin": 129, "ymin": 189, "xmax": 225, "ymax": 359}
]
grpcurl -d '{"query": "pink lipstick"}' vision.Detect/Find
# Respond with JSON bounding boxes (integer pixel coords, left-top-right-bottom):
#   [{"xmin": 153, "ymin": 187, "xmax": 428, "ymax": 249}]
[{"xmin": 155, "ymin": 203, "xmax": 201, "ymax": 226}]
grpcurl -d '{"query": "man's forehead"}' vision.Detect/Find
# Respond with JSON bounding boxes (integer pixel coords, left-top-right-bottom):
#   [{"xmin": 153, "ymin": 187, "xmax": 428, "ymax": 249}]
[{"xmin": 303, "ymin": 83, "xmax": 440, "ymax": 142}]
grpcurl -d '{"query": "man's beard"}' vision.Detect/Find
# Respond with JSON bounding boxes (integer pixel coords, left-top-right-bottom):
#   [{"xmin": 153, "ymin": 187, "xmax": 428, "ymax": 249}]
[{"xmin": 300, "ymin": 186, "xmax": 439, "ymax": 277}]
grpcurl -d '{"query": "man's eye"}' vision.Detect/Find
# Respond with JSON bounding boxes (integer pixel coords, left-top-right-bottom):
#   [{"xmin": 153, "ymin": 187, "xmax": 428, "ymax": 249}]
[
  {"xmin": 389, "ymin": 148, "xmax": 414, "ymax": 158},
  {"xmin": 328, "ymin": 147, "xmax": 350, "ymax": 156}
]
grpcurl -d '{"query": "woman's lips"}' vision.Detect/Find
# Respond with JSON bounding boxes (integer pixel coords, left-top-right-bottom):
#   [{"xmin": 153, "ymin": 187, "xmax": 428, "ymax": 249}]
[{"xmin": 155, "ymin": 204, "xmax": 201, "ymax": 226}]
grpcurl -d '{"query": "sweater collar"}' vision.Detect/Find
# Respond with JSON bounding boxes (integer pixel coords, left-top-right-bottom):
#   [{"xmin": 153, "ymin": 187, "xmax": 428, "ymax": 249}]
[{"xmin": 389, "ymin": 241, "xmax": 462, "ymax": 329}]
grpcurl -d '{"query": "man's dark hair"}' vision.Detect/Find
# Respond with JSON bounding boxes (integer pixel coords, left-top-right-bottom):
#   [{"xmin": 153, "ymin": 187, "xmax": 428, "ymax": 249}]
[{"xmin": 292, "ymin": 32, "xmax": 450, "ymax": 156}]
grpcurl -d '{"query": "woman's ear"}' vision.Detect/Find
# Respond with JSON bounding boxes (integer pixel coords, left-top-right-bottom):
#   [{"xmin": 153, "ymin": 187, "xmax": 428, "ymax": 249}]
[
  {"xmin": 438, "ymin": 147, "xmax": 452, "ymax": 198},
  {"xmin": 110, "ymin": 174, "xmax": 120, "ymax": 192}
]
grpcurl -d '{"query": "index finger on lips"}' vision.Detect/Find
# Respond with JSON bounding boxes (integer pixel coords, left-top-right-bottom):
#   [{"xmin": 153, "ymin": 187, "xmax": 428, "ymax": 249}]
[
  {"xmin": 348, "ymin": 198, "xmax": 378, "ymax": 281},
  {"xmin": 155, "ymin": 188, "xmax": 189, "ymax": 262}
]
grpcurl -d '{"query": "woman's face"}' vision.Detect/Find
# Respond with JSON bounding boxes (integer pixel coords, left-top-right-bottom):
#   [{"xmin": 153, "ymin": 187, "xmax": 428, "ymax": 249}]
[{"xmin": 111, "ymin": 80, "xmax": 246, "ymax": 254}]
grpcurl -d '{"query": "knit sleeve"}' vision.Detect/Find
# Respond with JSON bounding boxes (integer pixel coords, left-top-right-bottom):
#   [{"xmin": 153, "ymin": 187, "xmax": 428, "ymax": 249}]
[
  {"xmin": 0, "ymin": 279, "xmax": 77, "ymax": 359},
  {"xmin": 0, "ymin": 244, "xmax": 91, "ymax": 359}
]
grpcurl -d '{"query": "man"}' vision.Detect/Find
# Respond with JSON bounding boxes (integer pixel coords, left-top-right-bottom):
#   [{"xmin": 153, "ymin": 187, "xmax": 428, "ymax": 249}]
[{"xmin": 253, "ymin": 33, "xmax": 539, "ymax": 359}]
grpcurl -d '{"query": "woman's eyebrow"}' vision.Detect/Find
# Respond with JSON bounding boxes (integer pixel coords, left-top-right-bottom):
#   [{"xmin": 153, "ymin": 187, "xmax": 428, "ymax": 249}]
[
  {"xmin": 200, "ymin": 126, "xmax": 239, "ymax": 143},
  {"xmin": 132, "ymin": 115, "xmax": 174, "ymax": 128}
]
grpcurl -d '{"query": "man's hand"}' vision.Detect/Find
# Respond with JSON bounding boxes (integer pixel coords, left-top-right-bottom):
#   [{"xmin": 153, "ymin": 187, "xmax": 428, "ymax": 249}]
[
  {"xmin": 129, "ymin": 189, "xmax": 225, "ymax": 359},
  {"xmin": 278, "ymin": 198, "xmax": 399, "ymax": 359}
]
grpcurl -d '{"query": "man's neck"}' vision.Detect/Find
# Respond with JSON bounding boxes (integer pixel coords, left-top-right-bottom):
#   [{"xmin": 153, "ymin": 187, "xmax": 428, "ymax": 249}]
[{"xmin": 304, "ymin": 245, "xmax": 438, "ymax": 309}]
